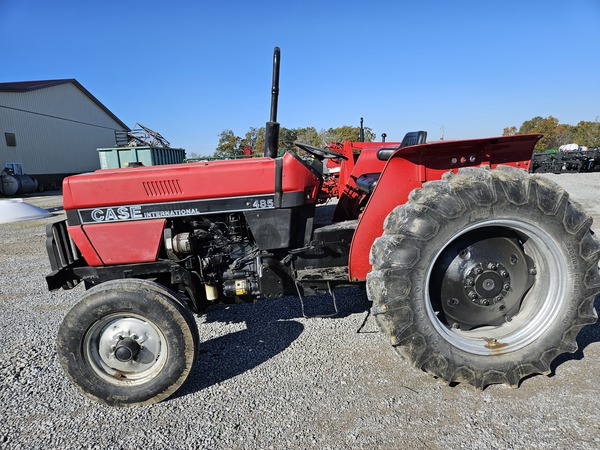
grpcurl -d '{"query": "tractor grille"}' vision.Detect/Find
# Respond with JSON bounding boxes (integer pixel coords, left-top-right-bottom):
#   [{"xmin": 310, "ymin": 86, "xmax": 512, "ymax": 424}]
[
  {"xmin": 46, "ymin": 220, "xmax": 80, "ymax": 271},
  {"xmin": 142, "ymin": 179, "xmax": 183, "ymax": 197}
]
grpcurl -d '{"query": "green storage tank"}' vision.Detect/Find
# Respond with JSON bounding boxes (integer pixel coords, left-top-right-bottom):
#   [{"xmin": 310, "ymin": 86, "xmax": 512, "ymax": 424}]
[{"xmin": 97, "ymin": 146, "xmax": 186, "ymax": 169}]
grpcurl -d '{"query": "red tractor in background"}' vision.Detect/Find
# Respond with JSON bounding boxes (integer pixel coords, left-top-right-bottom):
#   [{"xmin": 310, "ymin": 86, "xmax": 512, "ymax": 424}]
[{"xmin": 47, "ymin": 48, "xmax": 600, "ymax": 406}]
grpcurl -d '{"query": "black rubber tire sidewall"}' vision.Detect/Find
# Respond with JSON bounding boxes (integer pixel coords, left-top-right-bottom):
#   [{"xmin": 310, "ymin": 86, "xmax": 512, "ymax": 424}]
[
  {"xmin": 57, "ymin": 280, "xmax": 197, "ymax": 406},
  {"xmin": 367, "ymin": 167, "xmax": 600, "ymax": 387}
]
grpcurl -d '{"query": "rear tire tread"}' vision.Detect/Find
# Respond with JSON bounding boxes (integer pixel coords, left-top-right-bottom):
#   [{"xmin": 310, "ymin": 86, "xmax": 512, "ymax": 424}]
[{"xmin": 368, "ymin": 166, "xmax": 600, "ymax": 388}]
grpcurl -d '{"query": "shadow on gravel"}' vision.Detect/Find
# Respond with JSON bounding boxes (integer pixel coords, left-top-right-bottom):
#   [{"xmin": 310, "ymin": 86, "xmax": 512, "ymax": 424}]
[
  {"xmin": 550, "ymin": 293, "xmax": 600, "ymax": 374},
  {"xmin": 175, "ymin": 287, "xmax": 371, "ymax": 399}
]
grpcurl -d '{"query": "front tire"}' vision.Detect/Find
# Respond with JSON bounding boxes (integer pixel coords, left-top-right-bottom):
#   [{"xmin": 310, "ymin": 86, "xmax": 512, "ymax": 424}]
[
  {"xmin": 57, "ymin": 279, "xmax": 199, "ymax": 406},
  {"xmin": 367, "ymin": 166, "xmax": 600, "ymax": 388}
]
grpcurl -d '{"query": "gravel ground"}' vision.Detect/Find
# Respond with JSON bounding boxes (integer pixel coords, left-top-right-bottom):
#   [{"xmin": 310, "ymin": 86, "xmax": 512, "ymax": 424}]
[{"xmin": 1, "ymin": 172, "xmax": 599, "ymax": 449}]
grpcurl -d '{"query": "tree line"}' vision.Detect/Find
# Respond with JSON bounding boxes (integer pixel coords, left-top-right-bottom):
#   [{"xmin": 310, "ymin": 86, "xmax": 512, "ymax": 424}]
[
  {"xmin": 212, "ymin": 125, "xmax": 376, "ymax": 158},
  {"xmin": 503, "ymin": 116, "xmax": 600, "ymax": 151},
  {"xmin": 190, "ymin": 116, "xmax": 599, "ymax": 158}
]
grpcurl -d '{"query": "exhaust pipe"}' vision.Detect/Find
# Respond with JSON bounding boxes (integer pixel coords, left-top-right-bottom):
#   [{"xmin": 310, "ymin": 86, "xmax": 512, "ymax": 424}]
[
  {"xmin": 359, "ymin": 117, "xmax": 365, "ymax": 142},
  {"xmin": 264, "ymin": 47, "xmax": 280, "ymax": 158}
]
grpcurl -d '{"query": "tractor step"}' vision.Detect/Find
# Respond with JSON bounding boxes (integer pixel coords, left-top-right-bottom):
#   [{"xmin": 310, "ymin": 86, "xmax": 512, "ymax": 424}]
[
  {"xmin": 294, "ymin": 266, "xmax": 349, "ymax": 282},
  {"xmin": 294, "ymin": 266, "xmax": 348, "ymax": 318}
]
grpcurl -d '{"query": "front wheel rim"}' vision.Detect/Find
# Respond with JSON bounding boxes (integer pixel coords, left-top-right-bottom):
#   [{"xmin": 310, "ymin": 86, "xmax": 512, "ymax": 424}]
[
  {"xmin": 426, "ymin": 219, "xmax": 567, "ymax": 356},
  {"xmin": 83, "ymin": 313, "xmax": 168, "ymax": 385}
]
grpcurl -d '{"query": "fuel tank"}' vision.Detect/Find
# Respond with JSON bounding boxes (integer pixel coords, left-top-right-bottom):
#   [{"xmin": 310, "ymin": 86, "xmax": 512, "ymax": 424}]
[{"xmin": 1, "ymin": 171, "xmax": 39, "ymax": 196}]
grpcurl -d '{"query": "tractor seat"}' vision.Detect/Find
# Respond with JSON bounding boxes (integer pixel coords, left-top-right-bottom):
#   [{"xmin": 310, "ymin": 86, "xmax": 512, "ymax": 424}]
[{"xmin": 377, "ymin": 130, "xmax": 427, "ymax": 161}]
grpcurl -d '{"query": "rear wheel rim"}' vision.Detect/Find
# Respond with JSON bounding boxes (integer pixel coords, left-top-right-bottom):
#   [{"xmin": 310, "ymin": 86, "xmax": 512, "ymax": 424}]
[{"xmin": 426, "ymin": 219, "xmax": 567, "ymax": 356}]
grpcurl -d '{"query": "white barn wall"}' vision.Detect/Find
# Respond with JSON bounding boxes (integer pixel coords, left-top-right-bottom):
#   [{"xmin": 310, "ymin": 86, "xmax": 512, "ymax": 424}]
[{"xmin": 0, "ymin": 82, "xmax": 126, "ymax": 176}]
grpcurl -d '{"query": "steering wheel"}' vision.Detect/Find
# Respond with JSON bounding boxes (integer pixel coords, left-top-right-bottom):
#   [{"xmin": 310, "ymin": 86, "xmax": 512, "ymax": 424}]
[{"xmin": 293, "ymin": 141, "xmax": 348, "ymax": 161}]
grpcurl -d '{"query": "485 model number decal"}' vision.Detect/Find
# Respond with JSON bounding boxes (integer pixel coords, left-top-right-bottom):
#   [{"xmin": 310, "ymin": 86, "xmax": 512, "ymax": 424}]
[
  {"xmin": 250, "ymin": 199, "xmax": 274, "ymax": 208},
  {"xmin": 76, "ymin": 195, "xmax": 277, "ymax": 224}
]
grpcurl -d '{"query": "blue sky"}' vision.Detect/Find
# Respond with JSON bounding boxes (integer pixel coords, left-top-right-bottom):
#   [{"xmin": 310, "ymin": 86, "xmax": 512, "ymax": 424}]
[{"xmin": 1, "ymin": 0, "xmax": 599, "ymax": 155}]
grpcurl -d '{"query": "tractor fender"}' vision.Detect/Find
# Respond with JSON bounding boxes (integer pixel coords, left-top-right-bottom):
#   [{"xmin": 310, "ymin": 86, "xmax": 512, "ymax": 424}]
[{"xmin": 347, "ymin": 134, "xmax": 542, "ymax": 282}]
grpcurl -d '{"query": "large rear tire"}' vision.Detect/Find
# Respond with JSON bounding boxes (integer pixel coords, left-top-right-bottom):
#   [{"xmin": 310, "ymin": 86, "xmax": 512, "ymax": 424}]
[
  {"xmin": 367, "ymin": 166, "xmax": 600, "ymax": 388},
  {"xmin": 57, "ymin": 279, "xmax": 199, "ymax": 406}
]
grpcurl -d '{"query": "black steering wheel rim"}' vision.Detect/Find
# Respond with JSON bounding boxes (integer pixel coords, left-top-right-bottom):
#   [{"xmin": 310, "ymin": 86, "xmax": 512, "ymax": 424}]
[{"xmin": 293, "ymin": 141, "xmax": 348, "ymax": 161}]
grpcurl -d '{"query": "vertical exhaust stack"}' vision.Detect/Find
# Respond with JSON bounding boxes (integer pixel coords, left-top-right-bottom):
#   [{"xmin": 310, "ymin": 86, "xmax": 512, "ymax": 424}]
[
  {"xmin": 359, "ymin": 117, "xmax": 365, "ymax": 142},
  {"xmin": 264, "ymin": 47, "xmax": 281, "ymax": 159}
]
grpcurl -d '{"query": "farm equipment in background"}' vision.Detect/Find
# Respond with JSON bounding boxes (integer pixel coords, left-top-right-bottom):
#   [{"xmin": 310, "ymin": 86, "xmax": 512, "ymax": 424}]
[
  {"xmin": 115, "ymin": 123, "xmax": 171, "ymax": 149},
  {"xmin": 318, "ymin": 126, "xmax": 397, "ymax": 203},
  {"xmin": 46, "ymin": 48, "xmax": 600, "ymax": 406},
  {"xmin": 530, "ymin": 146, "xmax": 600, "ymax": 173},
  {"xmin": 104, "ymin": 124, "xmax": 185, "ymax": 169}
]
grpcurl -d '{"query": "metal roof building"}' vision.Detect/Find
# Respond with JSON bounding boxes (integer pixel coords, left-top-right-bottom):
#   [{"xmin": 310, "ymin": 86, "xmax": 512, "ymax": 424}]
[{"xmin": 0, "ymin": 79, "xmax": 128, "ymax": 189}]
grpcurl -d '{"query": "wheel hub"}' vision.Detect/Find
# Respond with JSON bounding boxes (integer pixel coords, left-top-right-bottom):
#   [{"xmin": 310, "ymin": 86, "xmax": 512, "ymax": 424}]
[
  {"xmin": 95, "ymin": 316, "xmax": 163, "ymax": 375},
  {"xmin": 431, "ymin": 229, "xmax": 536, "ymax": 331},
  {"xmin": 114, "ymin": 337, "xmax": 142, "ymax": 362},
  {"xmin": 465, "ymin": 262, "xmax": 511, "ymax": 305}
]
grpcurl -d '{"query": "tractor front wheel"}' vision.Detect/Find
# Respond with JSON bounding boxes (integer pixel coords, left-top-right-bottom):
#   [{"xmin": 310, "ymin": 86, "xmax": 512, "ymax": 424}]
[
  {"xmin": 367, "ymin": 166, "xmax": 600, "ymax": 388},
  {"xmin": 57, "ymin": 279, "xmax": 199, "ymax": 406}
]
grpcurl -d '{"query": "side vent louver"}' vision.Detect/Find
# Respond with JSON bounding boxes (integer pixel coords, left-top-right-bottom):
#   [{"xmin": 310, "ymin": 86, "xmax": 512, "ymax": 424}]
[{"xmin": 142, "ymin": 180, "xmax": 183, "ymax": 197}]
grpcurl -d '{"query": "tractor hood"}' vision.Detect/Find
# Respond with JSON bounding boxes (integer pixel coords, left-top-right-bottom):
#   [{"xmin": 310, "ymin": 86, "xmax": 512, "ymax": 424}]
[{"xmin": 62, "ymin": 152, "xmax": 321, "ymax": 224}]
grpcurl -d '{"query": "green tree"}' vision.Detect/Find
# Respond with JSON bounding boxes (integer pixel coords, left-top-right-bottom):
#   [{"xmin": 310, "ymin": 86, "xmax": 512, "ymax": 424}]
[
  {"xmin": 215, "ymin": 124, "xmax": 380, "ymax": 157},
  {"xmin": 516, "ymin": 116, "xmax": 560, "ymax": 150},
  {"xmin": 504, "ymin": 116, "xmax": 600, "ymax": 150},
  {"xmin": 252, "ymin": 127, "xmax": 266, "ymax": 156},
  {"xmin": 214, "ymin": 129, "xmax": 241, "ymax": 158},
  {"xmin": 553, "ymin": 124, "xmax": 574, "ymax": 149},
  {"xmin": 279, "ymin": 127, "xmax": 298, "ymax": 153},
  {"xmin": 295, "ymin": 127, "xmax": 321, "ymax": 146},
  {"xmin": 239, "ymin": 127, "xmax": 258, "ymax": 156},
  {"xmin": 320, "ymin": 125, "xmax": 376, "ymax": 144},
  {"xmin": 573, "ymin": 120, "xmax": 600, "ymax": 147}
]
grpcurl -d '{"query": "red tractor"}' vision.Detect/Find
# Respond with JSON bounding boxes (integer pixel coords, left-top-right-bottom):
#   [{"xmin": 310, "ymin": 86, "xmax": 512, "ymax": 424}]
[{"xmin": 47, "ymin": 48, "xmax": 600, "ymax": 406}]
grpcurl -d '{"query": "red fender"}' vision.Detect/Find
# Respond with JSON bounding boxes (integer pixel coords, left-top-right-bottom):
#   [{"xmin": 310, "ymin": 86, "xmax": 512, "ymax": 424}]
[{"xmin": 347, "ymin": 134, "xmax": 541, "ymax": 281}]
